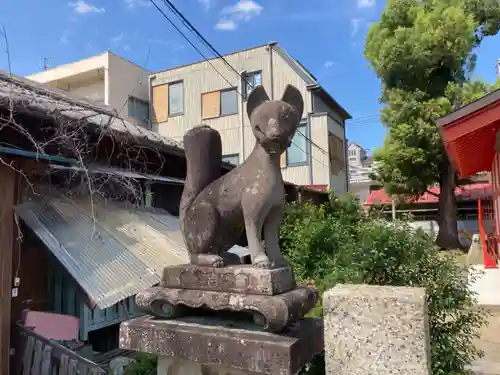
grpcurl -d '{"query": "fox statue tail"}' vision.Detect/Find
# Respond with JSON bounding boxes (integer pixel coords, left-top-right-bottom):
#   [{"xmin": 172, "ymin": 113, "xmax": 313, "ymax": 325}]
[{"xmin": 180, "ymin": 125, "xmax": 223, "ymax": 223}]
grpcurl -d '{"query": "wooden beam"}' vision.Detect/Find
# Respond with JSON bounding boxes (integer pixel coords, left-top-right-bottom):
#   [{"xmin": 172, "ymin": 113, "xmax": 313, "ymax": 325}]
[{"xmin": 0, "ymin": 162, "xmax": 16, "ymax": 375}]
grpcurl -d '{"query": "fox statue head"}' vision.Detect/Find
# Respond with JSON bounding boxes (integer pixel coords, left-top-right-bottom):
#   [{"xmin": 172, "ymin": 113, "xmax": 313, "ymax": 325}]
[{"xmin": 247, "ymin": 84, "xmax": 304, "ymax": 156}]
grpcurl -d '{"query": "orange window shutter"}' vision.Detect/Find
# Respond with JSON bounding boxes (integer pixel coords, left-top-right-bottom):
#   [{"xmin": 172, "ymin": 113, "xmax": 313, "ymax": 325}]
[
  {"xmin": 202, "ymin": 91, "xmax": 221, "ymax": 119},
  {"xmin": 152, "ymin": 84, "xmax": 169, "ymax": 123},
  {"xmin": 280, "ymin": 151, "xmax": 287, "ymax": 168}
]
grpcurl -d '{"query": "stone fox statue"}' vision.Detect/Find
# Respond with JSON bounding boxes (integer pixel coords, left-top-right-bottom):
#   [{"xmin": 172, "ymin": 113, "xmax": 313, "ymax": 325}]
[{"xmin": 180, "ymin": 84, "xmax": 304, "ymax": 269}]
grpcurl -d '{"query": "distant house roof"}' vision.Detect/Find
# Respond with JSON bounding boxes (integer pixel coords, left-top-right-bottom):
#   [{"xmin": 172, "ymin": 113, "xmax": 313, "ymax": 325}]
[
  {"xmin": 152, "ymin": 41, "xmax": 351, "ymax": 120},
  {"xmin": 365, "ymin": 183, "xmax": 492, "ymax": 206},
  {"xmin": 0, "ymin": 70, "xmax": 183, "ymax": 156},
  {"xmin": 348, "ymin": 141, "xmax": 365, "ymax": 150}
]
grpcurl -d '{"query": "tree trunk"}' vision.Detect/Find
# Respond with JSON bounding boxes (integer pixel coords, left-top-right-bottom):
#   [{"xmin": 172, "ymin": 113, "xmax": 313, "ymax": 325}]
[{"xmin": 436, "ymin": 159, "xmax": 463, "ymax": 250}]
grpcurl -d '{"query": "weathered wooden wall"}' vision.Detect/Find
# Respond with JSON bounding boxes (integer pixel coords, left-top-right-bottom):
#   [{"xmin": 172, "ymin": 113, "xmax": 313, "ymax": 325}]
[{"xmin": 0, "ymin": 161, "xmax": 17, "ymax": 375}]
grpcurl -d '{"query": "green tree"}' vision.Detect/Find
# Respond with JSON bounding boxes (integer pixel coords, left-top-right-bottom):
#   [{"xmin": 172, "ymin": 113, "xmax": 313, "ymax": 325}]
[
  {"xmin": 364, "ymin": 0, "xmax": 500, "ymax": 249},
  {"xmin": 280, "ymin": 195, "xmax": 486, "ymax": 375}
]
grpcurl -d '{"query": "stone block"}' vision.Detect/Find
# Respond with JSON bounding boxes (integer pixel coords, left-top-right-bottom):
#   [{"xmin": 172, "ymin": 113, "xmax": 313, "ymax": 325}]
[
  {"xmin": 119, "ymin": 315, "xmax": 323, "ymax": 375},
  {"xmin": 161, "ymin": 264, "xmax": 296, "ymax": 295},
  {"xmin": 323, "ymin": 284, "xmax": 431, "ymax": 375},
  {"xmin": 135, "ymin": 285, "xmax": 317, "ymax": 333}
]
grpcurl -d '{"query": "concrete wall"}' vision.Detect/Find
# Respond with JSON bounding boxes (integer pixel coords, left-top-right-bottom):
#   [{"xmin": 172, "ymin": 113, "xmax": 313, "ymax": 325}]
[
  {"xmin": 67, "ymin": 79, "xmax": 106, "ymax": 104},
  {"xmin": 107, "ymin": 52, "xmax": 150, "ymax": 120},
  {"xmin": 27, "ymin": 53, "xmax": 108, "ymax": 83},
  {"xmin": 26, "ymin": 52, "xmax": 150, "ymax": 124}
]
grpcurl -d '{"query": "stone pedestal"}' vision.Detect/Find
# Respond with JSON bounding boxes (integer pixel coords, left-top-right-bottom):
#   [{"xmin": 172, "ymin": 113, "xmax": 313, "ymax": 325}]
[
  {"xmin": 135, "ymin": 264, "xmax": 316, "ymax": 333},
  {"xmin": 323, "ymin": 284, "xmax": 431, "ymax": 375},
  {"xmin": 119, "ymin": 315, "xmax": 323, "ymax": 375}
]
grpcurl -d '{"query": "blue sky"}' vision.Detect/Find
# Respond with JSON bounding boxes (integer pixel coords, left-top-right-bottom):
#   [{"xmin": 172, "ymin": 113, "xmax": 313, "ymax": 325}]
[{"xmin": 1, "ymin": 0, "xmax": 499, "ymax": 152}]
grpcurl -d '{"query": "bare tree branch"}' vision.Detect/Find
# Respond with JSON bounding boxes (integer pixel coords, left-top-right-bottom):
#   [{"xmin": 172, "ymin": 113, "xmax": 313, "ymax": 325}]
[
  {"xmin": 425, "ymin": 189, "xmax": 440, "ymax": 198},
  {"xmin": 0, "ymin": 25, "xmax": 11, "ymax": 76}
]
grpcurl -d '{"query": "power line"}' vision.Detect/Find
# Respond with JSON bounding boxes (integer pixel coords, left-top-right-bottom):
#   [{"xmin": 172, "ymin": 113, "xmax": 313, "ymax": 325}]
[
  {"xmin": 160, "ymin": 0, "xmax": 251, "ymax": 88},
  {"xmin": 348, "ymin": 115, "xmax": 380, "ymax": 124},
  {"xmin": 149, "ymin": 0, "xmax": 331, "ymax": 160},
  {"xmin": 147, "ymin": 0, "xmax": 238, "ymax": 92}
]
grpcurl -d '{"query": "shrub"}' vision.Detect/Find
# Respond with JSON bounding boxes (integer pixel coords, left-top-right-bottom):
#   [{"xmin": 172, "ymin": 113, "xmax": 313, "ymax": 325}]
[
  {"xmin": 280, "ymin": 194, "xmax": 486, "ymax": 375},
  {"xmin": 124, "ymin": 353, "xmax": 157, "ymax": 375}
]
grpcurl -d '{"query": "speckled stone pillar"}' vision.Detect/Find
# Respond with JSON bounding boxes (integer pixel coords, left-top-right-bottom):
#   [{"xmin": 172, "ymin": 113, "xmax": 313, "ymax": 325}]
[
  {"xmin": 323, "ymin": 284, "xmax": 431, "ymax": 375},
  {"xmin": 119, "ymin": 315, "xmax": 323, "ymax": 375}
]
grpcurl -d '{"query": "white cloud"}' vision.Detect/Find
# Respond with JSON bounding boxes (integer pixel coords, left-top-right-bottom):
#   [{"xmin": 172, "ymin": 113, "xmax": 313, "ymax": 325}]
[
  {"xmin": 357, "ymin": 0, "xmax": 375, "ymax": 8},
  {"xmin": 324, "ymin": 60, "xmax": 336, "ymax": 69},
  {"xmin": 146, "ymin": 38, "xmax": 185, "ymax": 50},
  {"xmin": 110, "ymin": 34, "xmax": 124, "ymax": 45},
  {"xmin": 124, "ymin": 0, "xmax": 151, "ymax": 9},
  {"xmin": 60, "ymin": 30, "xmax": 70, "ymax": 44},
  {"xmin": 351, "ymin": 18, "xmax": 361, "ymax": 36},
  {"xmin": 198, "ymin": 0, "xmax": 212, "ymax": 10},
  {"xmin": 215, "ymin": 19, "xmax": 237, "ymax": 30},
  {"xmin": 69, "ymin": 0, "xmax": 105, "ymax": 14},
  {"xmin": 215, "ymin": 0, "xmax": 263, "ymax": 31}
]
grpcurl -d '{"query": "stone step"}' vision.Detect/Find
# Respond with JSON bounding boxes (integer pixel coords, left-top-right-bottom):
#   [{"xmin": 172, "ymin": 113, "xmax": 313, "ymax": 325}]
[{"xmin": 467, "ymin": 360, "xmax": 500, "ymax": 375}]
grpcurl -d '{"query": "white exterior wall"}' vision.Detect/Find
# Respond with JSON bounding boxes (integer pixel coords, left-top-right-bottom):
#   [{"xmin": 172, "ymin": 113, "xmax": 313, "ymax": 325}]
[
  {"xmin": 152, "ymin": 44, "xmax": 346, "ymax": 190},
  {"xmin": 107, "ymin": 53, "xmax": 150, "ymax": 118},
  {"xmin": 348, "ymin": 142, "xmax": 366, "ymax": 168},
  {"xmin": 67, "ymin": 80, "xmax": 106, "ymax": 104},
  {"xmin": 26, "ymin": 52, "xmax": 149, "ymax": 121},
  {"xmin": 27, "ymin": 53, "xmax": 108, "ymax": 83}
]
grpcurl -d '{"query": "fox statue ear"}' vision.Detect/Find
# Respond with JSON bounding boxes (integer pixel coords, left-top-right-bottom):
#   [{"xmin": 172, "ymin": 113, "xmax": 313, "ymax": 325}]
[
  {"xmin": 247, "ymin": 85, "xmax": 270, "ymax": 119},
  {"xmin": 281, "ymin": 85, "xmax": 304, "ymax": 119}
]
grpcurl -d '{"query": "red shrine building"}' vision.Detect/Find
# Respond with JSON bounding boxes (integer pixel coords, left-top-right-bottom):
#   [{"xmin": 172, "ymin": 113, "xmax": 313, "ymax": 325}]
[{"xmin": 438, "ymin": 88, "xmax": 500, "ymax": 266}]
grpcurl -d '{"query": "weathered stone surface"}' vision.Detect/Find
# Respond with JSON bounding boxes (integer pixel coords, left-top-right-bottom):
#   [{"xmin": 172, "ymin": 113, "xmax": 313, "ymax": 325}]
[
  {"xmin": 323, "ymin": 284, "xmax": 431, "ymax": 375},
  {"xmin": 180, "ymin": 85, "xmax": 305, "ymax": 269},
  {"xmin": 157, "ymin": 357, "xmax": 255, "ymax": 375},
  {"xmin": 135, "ymin": 285, "xmax": 317, "ymax": 333},
  {"xmin": 161, "ymin": 264, "xmax": 296, "ymax": 295},
  {"xmin": 119, "ymin": 315, "xmax": 323, "ymax": 375}
]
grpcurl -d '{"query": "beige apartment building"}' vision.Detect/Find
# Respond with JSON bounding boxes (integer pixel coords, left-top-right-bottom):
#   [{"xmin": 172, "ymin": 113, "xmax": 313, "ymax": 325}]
[
  {"xmin": 27, "ymin": 52, "xmax": 150, "ymax": 127},
  {"xmin": 150, "ymin": 42, "xmax": 351, "ymax": 195}
]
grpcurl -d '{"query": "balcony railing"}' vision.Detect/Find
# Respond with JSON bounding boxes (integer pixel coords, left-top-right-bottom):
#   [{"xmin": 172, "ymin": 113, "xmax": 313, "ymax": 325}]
[{"xmin": 13, "ymin": 324, "xmax": 106, "ymax": 375}]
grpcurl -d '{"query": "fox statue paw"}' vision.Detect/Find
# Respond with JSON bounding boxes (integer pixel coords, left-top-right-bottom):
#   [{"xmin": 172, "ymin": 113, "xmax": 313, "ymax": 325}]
[
  {"xmin": 252, "ymin": 255, "xmax": 273, "ymax": 269},
  {"xmin": 190, "ymin": 254, "xmax": 226, "ymax": 268}
]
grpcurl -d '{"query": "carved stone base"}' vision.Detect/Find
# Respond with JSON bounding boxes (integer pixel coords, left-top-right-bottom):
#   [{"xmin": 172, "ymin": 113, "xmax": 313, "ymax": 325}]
[
  {"xmin": 161, "ymin": 264, "xmax": 296, "ymax": 295},
  {"xmin": 135, "ymin": 285, "xmax": 317, "ymax": 333},
  {"xmin": 119, "ymin": 316, "xmax": 324, "ymax": 375}
]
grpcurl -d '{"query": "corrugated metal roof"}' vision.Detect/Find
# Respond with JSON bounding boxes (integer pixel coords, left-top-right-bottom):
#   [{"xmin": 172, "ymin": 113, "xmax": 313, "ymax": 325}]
[
  {"xmin": 0, "ymin": 70, "xmax": 183, "ymax": 155},
  {"xmin": 15, "ymin": 195, "xmax": 191, "ymax": 309},
  {"xmin": 49, "ymin": 164, "xmax": 185, "ymax": 185}
]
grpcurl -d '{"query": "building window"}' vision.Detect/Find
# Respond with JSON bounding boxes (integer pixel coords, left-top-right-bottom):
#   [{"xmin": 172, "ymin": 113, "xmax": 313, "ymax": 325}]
[
  {"xmin": 168, "ymin": 81, "xmax": 184, "ymax": 116},
  {"xmin": 348, "ymin": 149, "xmax": 356, "ymax": 157},
  {"xmin": 329, "ymin": 133, "xmax": 345, "ymax": 174},
  {"xmin": 220, "ymin": 89, "xmax": 238, "ymax": 116},
  {"xmin": 243, "ymin": 71, "xmax": 262, "ymax": 99},
  {"xmin": 222, "ymin": 153, "xmax": 239, "ymax": 166},
  {"xmin": 201, "ymin": 88, "xmax": 238, "ymax": 119},
  {"xmin": 128, "ymin": 96, "xmax": 149, "ymax": 125},
  {"xmin": 287, "ymin": 122, "xmax": 308, "ymax": 165}
]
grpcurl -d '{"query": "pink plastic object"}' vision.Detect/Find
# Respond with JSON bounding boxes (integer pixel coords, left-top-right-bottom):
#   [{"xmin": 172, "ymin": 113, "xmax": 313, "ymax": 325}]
[{"xmin": 21, "ymin": 310, "xmax": 80, "ymax": 341}]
